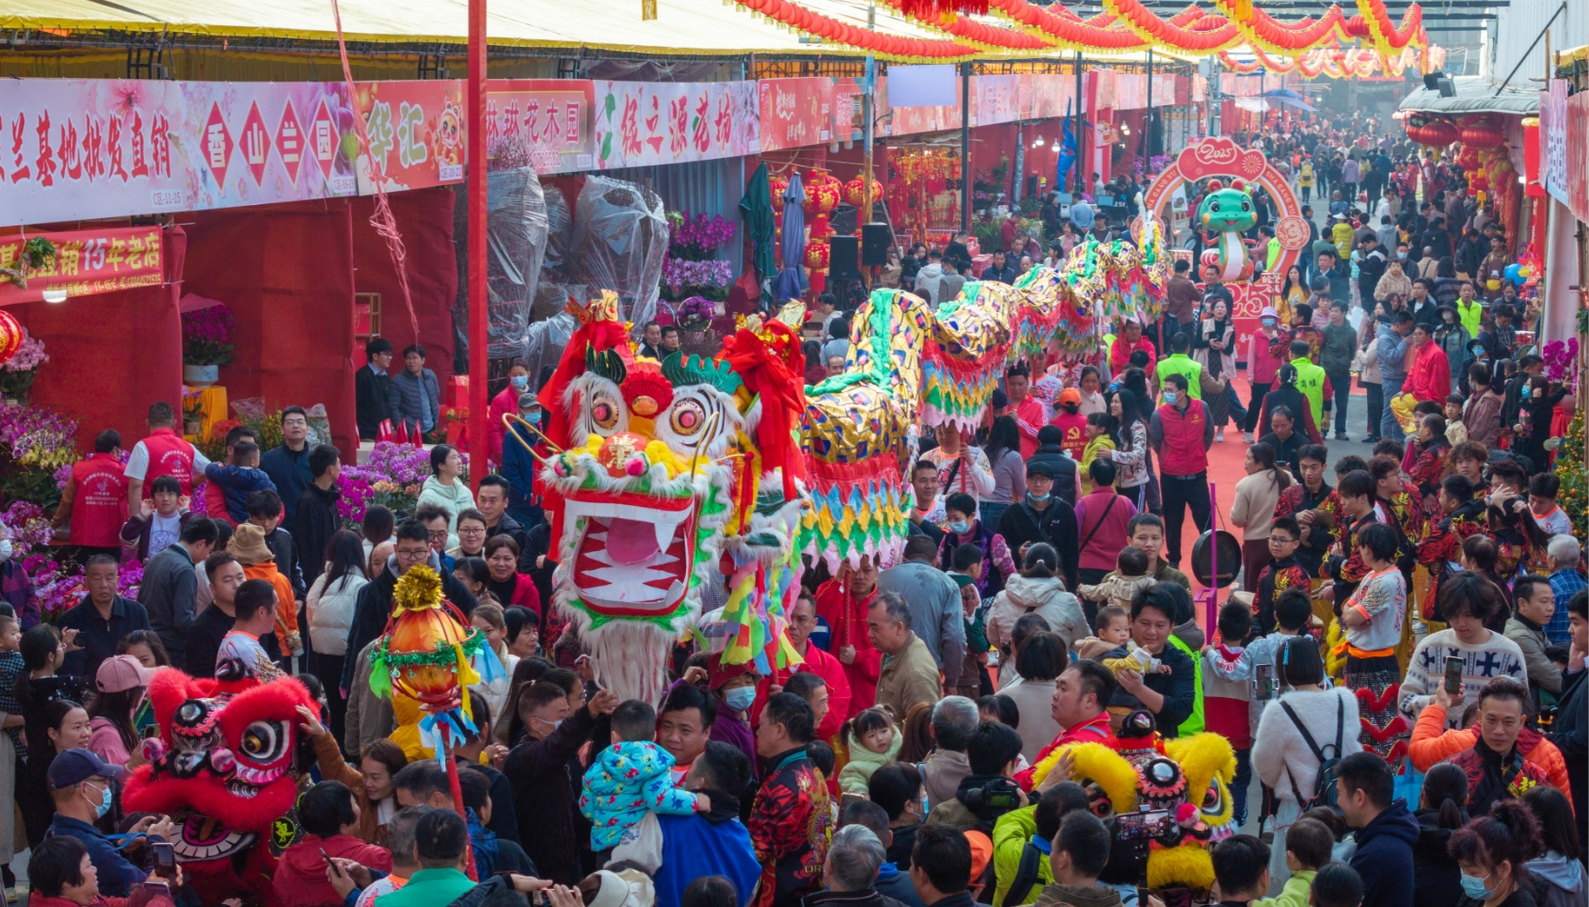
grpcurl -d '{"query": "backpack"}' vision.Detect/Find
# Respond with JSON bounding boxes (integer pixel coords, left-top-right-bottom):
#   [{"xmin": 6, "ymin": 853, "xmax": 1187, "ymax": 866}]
[
  {"xmin": 1000, "ymin": 840, "xmax": 1046, "ymax": 907},
  {"xmin": 1280, "ymin": 696, "xmax": 1346, "ymax": 811}
]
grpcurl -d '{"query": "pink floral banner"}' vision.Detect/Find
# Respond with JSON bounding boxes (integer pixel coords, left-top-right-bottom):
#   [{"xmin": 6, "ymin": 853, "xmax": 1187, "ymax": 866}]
[{"xmin": 592, "ymin": 80, "xmax": 760, "ymax": 169}]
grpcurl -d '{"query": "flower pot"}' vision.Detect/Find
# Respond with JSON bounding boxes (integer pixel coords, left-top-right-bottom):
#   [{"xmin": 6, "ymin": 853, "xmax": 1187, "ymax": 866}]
[
  {"xmin": 184, "ymin": 364, "xmax": 219, "ymax": 386},
  {"xmin": 184, "ymin": 420, "xmax": 202, "ymax": 436}
]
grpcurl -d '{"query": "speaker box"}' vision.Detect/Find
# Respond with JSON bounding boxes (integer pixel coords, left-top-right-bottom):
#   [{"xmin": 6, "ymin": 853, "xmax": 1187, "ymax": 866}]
[
  {"xmin": 830, "ymin": 204, "xmax": 858, "ymax": 236},
  {"xmin": 861, "ymin": 223, "xmax": 892, "ymax": 266},
  {"xmin": 829, "ymin": 235, "xmax": 861, "ymax": 281}
]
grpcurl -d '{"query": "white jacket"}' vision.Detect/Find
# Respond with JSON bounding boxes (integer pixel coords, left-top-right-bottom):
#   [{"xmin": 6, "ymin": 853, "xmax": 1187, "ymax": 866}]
[
  {"xmin": 307, "ymin": 567, "xmax": 367, "ymax": 656},
  {"xmin": 985, "ymin": 574, "xmax": 1087, "ymax": 686},
  {"xmin": 1252, "ymin": 686, "xmax": 1363, "ymax": 807}
]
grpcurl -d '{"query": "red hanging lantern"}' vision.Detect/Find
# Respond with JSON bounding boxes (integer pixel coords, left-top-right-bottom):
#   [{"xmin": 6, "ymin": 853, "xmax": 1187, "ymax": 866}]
[
  {"xmin": 0, "ymin": 309, "xmax": 23, "ymax": 367},
  {"xmin": 770, "ymin": 174, "xmax": 788, "ymax": 213},
  {"xmin": 842, "ymin": 176, "xmax": 884, "ymax": 208},
  {"xmin": 1460, "ymin": 116, "xmax": 1505, "ymax": 149},
  {"xmin": 805, "ymin": 169, "xmax": 842, "ymax": 219},
  {"xmin": 804, "ymin": 240, "xmax": 830, "ymax": 272}
]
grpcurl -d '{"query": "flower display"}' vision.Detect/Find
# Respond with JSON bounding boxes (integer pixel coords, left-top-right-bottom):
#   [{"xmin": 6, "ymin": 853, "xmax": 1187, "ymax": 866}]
[
  {"xmin": 674, "ymin": 296, "xmax": 718, "ymax": 331},
  {"xmin": 667, "ymin": 212, "xmax": 737, "ymax": 260},
  {"xmin": 661, "ymin": 257, "xmax": 733, "ymax": 302},
  {"xmin": 181, "ymin": 305, "xmax": 237, "ymax": 367},
  {"xmin": 0, "ymin": 404, "xmax": 79, "ymax": 472},
  {"xmin": 334, "ymin": 442, "xmax": 467, "ymax": 524},
  {"xmin": 1542, "ymin": 338, "xmax": 1579, "ymax": 390},
  {"xmin": 1, "ymin": 501, "xmax": 53, "ymax": 555},
  {"xmin": 0, "ymin": 329, "xmax": 48, "ymax": 402},
  {"xmin": 23, "ymin": 554, "xmax": 144, "ymax": 617}
]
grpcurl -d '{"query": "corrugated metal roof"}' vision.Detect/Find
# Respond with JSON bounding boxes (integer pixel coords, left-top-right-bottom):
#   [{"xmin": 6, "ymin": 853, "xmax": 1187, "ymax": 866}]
[{"xmin": 1398, "ymin": 75, "xmax": 1540, "ymax": 116}]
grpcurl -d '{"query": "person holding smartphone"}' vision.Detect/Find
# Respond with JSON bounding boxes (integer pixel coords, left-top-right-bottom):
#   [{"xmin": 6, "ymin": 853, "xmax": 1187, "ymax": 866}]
[{"xmin": 43, "ymin": 749, "xmax": 175, "ymax": 897}]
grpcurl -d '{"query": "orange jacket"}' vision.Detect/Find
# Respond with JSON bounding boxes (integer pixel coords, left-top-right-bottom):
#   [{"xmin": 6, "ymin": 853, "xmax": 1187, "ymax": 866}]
[
  {"xmin": 1408, "ymin": 703, "xmax": 1574, "ymax": 811},
  {"xmin": 243, "ymin": 560, "xmax": 302, "ymax": 648}
]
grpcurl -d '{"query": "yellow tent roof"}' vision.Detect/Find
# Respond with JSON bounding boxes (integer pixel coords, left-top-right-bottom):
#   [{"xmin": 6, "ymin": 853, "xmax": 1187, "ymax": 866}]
[{"xmin": 0, "ymin": 0, "xmax": 1208, "ymax": 60}]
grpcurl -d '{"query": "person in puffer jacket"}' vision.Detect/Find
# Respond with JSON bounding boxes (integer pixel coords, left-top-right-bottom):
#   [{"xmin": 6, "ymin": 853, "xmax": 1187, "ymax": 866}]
[
  {"xmin": 579, "ymin": 699, "xmax": 708, "ymax": 850},
  {"xmin": 837, "ymin": 708, "xmax": 904, "ymax": 796}
]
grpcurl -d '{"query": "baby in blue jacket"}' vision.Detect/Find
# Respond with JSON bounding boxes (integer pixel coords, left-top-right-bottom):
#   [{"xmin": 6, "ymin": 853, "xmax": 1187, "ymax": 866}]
[
  {"xmin": 579, "ymin": 699, "xmax": 707, "ymax": 851},
  {"xmin": 204, "ymin": 440, "xmax": 277, "ymax": 523}
]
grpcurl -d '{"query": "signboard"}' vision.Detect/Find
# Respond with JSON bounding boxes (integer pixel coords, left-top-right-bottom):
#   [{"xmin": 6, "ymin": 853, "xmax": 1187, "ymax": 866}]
[
  {"xmin": 1540, "ymin": 80, "xmax": 1569, "ymax": 209},
  {"xmin": 485, "ymin": 79, "xmax": 595, "ymax": 173},
  {"xmin": 0, "ymin": 79, "xmax": 463, "ymax": 227},
  {"xmin": 592, "ymin": 80, "xmax": 759, "ymax": 169},
  {"xmin": 1569, "ymin": 90, "xmax": 1589, "ymax": 225},
  {"xmin": 758, "ymin": 78, "xmax": 833, "ymax": 152},
  {"xmin": 973, "ymin": 75, "xmax": 1019, "ymax": 126},
  {"xmin": 883, "ymin": 75, "xmax": 962, "ymax": 136},
  {"xmin": 0, "ymin": 226, "xmax": 164, "ymax": 305}
]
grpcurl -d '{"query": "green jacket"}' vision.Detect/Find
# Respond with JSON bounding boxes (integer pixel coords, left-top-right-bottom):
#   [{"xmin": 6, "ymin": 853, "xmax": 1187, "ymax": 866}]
[
  {"xmin": 991, "ymin": 806, "xmax": 1052, "ymax": 906},
  {"xmin": 1168, "ymin": 632, "xmax": 1204, "ymax": 737},
  {"xmin": 1256, "ymin": 869, "xmax": 1316, "ymax": 907},
  {"xmin": 1289, "ymin": 357, "xmax": 1328, "ymax": 430},
  {"xmin": 375, "ymin": 868, "xmax": 477, "ymax": 907},
  {"xmin": 1157, "ymin": 353, "xmax": 1204, "ymax": 401},
  {"xmin": 1456, "ymin": 297, "xmax": 1484, "ymax": 337}
]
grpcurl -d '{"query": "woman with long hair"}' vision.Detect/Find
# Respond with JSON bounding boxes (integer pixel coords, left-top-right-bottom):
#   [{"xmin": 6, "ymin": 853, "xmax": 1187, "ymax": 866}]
[
  {"xmin": 22, "ymin": 698, "xmax": 92, "ymax": 846},
  {"xmin": 115, "ymin": 630, "xmax": 169, "ymax": 737},
  {"xmin": 1193, "ymin": 297, "xmax": 1245, "ymax": 439},
  {"xmin": 1433, "ymin": 257, "xmax": 1462, "ymax": 307},
  {"xmin": 299, "ymin": 701, "xmax": 409, "ymax": 844},
  {"xmin": 980, "ymin": 415, "xmax": 1026, "ymax": 528},
  {"xmin": 1279, "ymin": 265, "xmax": 1307, "ymax": 325},
  {"xmin": 494, "ymin": 656, "xmax": 556, "ymax": 748},
  {"xmin": 1231, "ymin": 442, "xmax": 1293, "ymax": 593},
  {"xmin": 469, "ymin": 602, "xmax": 518, "ymax": 720},
  {"xmin": 361, "ymin": 504, "xmax": 395, "ymax": 578},
  {"xmin": 307, "ymin": 528, "xmax": 369, "ymax": 743},
  {"xmin": 1099, "ymin": 388, "xmax": 1153, "ymax": 512},
  {"xmin": 86, "ymin": 656, "xmax": 148, "ymax": 767},
  {"xmin": 1412, "ymin": 762, "xmax": 1469, "ymax": 907}
]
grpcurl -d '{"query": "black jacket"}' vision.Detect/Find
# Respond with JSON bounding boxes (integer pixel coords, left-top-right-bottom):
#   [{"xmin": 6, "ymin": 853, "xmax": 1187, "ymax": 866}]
[
  {"xmin": 260, "ymin": 444, "xmax": 315, "ymax": 531},
  {"xmin": 339, "ymin": 552, "xmax": 479, "ymax": 691},
  {"xmin": 355, "ymin": 365, "xmax": 392, "ymax": 442},
  {"xmin": 1025, "ymin": 443, "xmax": 1079, "ymax": 508},
  {"xmin": 996, "ymin": 500, "xmax": 1079, "ymax": 594},
  {"xmin": 1412, "ymin": 807, "xmax": 1466, "ymax": 907},
  {"xmin": 504, "ymin": 705, "xmax": 596, "ymax": 884},
  {"xmin": 263, "ymin": 525, "xmax": 306, "ymax": 599},
  {"xmin": 1548, "ymin": 667, "xmax": 1588, "ymax": 853},
  {"xmin": 292, "ymin": 483, "xmax": 342, "ymax": 588}
]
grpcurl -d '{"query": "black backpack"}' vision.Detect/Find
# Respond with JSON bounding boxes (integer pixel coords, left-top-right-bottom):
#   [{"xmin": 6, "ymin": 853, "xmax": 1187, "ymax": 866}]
[
  {"xmin": 1280, "ymin": 696, "xmax": 1346, "ymax": 811},
  {"xmin": 1000, "ymin": 840, "xmax": 1046, "ymax": 907}
]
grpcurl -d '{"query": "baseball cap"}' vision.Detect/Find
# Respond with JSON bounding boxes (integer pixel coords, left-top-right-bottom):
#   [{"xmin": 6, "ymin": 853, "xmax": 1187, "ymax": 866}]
[
  {"xmin": 1059, "ymin": 388, "xmax": 1082, "ymax": 406},
  {"xmin": 48, "ymin": 748, "xmax": 123, "ymax": 790},
  {"xmin": 97, "ymin": 654, "xmax": 156, "ymax": 693},
  {"xmin": 1027, "ymin": 461, "xmax": 1055, "ymax": 479}
]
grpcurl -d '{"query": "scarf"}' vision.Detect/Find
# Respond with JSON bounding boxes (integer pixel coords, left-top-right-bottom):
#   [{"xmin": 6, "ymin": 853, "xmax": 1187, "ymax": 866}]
[{"xmin": 466, "ymin": 807, "xmax": 500, "ymax": 875}]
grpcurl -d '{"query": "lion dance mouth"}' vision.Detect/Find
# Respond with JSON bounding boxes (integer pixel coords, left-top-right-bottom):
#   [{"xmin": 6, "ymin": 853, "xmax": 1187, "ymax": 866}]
[{"xmin": 566, "ymin": 489, "xmax": 698, "ymax": 615}]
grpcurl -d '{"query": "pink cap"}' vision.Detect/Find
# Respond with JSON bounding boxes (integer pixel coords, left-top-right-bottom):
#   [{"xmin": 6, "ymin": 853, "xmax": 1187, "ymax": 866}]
[{"xmin": 96, "ymin": 654, "xmax": 156, "ymax": 693}]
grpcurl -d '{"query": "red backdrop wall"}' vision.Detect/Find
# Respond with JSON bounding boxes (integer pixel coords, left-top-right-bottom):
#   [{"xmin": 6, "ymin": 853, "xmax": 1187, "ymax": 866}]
[
  {"xmin": 350, "ymin": 188, "xmax": 459, "ymax": 394},
  {"xmin": 185, "ymin": 200, "xmax": 359, "ymax": 455},
  {"xmin": 21, "ymin": 228, "xmax": 188, "ymax": 453}
]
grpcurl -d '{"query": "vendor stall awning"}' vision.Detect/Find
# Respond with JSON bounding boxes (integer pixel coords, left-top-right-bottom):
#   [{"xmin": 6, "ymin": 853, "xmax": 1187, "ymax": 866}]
[{"xmin": 1398, "ymin": 75, "xmax": 1540, "ymax": 116}]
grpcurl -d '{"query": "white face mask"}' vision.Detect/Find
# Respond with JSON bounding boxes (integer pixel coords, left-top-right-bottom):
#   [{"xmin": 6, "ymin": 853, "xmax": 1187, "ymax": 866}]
[{"xmin": 0, "ymin": 539, "xmax": 11, "ymax": 561}]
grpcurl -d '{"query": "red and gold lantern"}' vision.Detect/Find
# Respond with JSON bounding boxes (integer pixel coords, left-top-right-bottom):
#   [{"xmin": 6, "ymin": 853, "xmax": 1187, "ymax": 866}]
[
  {"xmin": 0, "ymin": 309, "xmax": 23, "ymax": 367},
  {"xmin": 843, "ymin": 177, "xmax": 884, "ymax": 209},
  {"xmin": 1459, "ymin": 116, "xmax": 1505, "ymax": 149}
]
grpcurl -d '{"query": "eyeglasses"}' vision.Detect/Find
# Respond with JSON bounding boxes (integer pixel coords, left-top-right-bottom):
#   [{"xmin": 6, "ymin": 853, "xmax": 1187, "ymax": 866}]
[
  {"xmin": 1268, "ymin": 536, "xmax": 1297, "ymax": 545},
  {"xmin": 458, "ymin": 526, "xmax": 487, "ymax": 536}
]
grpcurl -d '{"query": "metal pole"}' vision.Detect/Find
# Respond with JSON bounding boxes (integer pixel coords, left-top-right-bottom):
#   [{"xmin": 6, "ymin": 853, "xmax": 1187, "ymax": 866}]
[
  {"xmin": 1144, "ymin": 49, "xmax": 1153, "ymax": 160},
  {"xmin": 1493, "ymin": 1, "xmax": 1566, "ymax": 95},
  {"xmin": 863, "ymin": 54, "xmax": 875, "ymax": 274},
  {"xmin": 467, "ymin": 0, "xmax": 488, "ymax": 491},
  {"xmin": 1075, "ymin": 53, "xmax": 1086, "ymax": 197},
  {"xmin": 961, "ymin": 61, "xmax": 971, "ymax": 235}
]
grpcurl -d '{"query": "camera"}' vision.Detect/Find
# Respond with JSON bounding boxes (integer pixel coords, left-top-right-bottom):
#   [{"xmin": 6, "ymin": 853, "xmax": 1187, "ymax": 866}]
[{"xmin": 959, "ymin": 777, "xmax": 1023, "ymax": 814}]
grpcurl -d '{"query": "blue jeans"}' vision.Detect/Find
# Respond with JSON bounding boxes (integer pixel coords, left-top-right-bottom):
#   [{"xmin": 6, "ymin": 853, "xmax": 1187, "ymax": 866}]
[
  {"xmin": 1232, "ymin": 747, "xmax": 1253, "ymax": 826},
  {"xmin": 1381, "ymin": 377, "xmax": 1405, "ymax": 442}
]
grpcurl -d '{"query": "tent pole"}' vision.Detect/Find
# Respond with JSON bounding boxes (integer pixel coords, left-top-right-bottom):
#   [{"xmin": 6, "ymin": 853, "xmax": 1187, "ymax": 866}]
[
  {"xmin": 467, "ymin": 0, "xmax": 488, "ymax": 492},
  {"xmin": 961, "ymin": 62, "xmax": 971, "ymax": 236}
]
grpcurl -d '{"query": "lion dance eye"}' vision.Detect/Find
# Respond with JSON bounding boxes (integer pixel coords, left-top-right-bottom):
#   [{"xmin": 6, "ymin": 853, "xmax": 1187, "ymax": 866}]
[
  {"xmin": 591, "ymin": 394, "xmax": 622, "ymax": 431},
  {"xmin": 240, "ymin": 720, "xmax": 287, "ymax": 764},
  {"xmin": 670, "ymin": 399, "xmax": 708, "ymax": 437}
]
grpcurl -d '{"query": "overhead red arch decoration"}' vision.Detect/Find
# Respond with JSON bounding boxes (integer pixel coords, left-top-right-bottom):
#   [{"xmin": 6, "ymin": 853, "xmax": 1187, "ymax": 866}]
[{"xmin": 1140, "ymin": 137, "xmax": 1310, "ymax": 342}]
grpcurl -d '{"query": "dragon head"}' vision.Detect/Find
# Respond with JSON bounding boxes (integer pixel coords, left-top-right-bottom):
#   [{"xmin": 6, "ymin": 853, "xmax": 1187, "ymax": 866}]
[
  {"xmin": 122, "ymin": 669, "xmax": 314, "ymax": 867},
  {"xmin": 1197, "ymin": 179, "xmax": 1257, "ymax": 233}
]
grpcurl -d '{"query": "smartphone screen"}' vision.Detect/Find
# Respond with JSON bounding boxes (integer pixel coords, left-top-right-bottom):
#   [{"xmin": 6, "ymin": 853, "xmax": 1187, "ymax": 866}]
[
  {"xmin": 151, "ymin": 842, "xmax": 175, "ymax": 877},
  {"xmin": 1444, "ymin": 655, "xmax": 1464, "ymax": 695},
  {"xmin": 1253, "ymin": 662, "xmax": 1275, "ymax": 701}
]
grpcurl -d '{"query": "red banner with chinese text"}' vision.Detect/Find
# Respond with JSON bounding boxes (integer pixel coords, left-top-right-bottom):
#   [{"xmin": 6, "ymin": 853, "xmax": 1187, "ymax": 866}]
[
  {"xmin": 0, "ymin": 226, "xmax": 164, "ymax": 306},
  {"xmin": 758, "ymin": 78, "xmax": 834, "ymax": 153}
]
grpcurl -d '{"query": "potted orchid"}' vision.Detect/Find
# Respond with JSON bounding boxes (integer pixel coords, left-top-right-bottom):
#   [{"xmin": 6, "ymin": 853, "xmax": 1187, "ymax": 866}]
[
  {"xmin": 0, "ymin": 328, "xmax": 47, "ymax": 404},
  {"xmin": 181, "ymin": 304, "xmax": 237, "ymax": 386}
]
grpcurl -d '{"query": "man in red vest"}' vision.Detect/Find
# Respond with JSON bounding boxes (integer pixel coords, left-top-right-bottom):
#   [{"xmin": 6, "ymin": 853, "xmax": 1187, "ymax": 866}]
[
  {"xmin": 125, "ymin": 402, "xmax": 211, "ymax": 511},
  {"xmin": 50, "ymin": 429, "xmax": 130, "ymax": 559},
  {"xmin": 1148, "ymin": 373, "xmax": 1214, "ymax": 569}
]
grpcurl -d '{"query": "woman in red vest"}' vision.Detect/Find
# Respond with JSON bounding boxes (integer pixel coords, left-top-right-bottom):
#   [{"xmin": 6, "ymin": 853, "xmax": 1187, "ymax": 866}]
[{"xmin": 50, "ymin": 430, "xmax": 129, "ymax": 559}]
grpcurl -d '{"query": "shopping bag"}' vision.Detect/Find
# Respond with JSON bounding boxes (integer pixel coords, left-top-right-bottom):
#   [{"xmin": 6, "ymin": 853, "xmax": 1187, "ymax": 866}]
[{"xmin": 610, "ymin": 810, "xmax": 663, "ymax": 873}]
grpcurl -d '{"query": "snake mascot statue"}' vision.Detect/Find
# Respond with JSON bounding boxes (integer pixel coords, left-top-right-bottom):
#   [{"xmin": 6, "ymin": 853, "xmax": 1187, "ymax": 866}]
[{"xmin": 1196, "ymin": 179, "xmax": 1258, "ymax": 283}]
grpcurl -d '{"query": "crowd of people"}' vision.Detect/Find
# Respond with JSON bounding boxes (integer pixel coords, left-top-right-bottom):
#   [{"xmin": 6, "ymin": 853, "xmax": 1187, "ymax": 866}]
[{"xmin": 1, "ymin": 112, "xmax": 1585, "ymax": 907}]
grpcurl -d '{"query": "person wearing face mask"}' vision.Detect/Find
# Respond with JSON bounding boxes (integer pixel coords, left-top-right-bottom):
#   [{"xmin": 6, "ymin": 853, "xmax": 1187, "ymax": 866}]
[
  {"xmin": 675, "ymin": 654, "xmax": 764, "ymax": 780},
  {"xmin": 1447, "ymin": 798, "xmax": 1547, "ymax": 907},
  {"xmin": 487, "ymin": 358, "xmax": 533, "ymax": 465},
  {"xmin": 45, "ymin": 748, "xmax": 176, "ymax": 896},
  {"xmin": 500, "ymin": 392, "xmax": 547, "ymax": 530},
  {"xmin": 1243, "ymin": 308, "xmax": 1285, "ymax": 444}
]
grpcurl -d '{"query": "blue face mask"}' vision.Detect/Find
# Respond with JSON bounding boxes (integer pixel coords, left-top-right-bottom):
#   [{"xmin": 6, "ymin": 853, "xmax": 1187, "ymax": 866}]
[
  {"xmin": 1261, "ymin": 317, "xmax": 1277, "ymax": 327},
  {"xmin": 1162, "ymin": 390, "xmax": 1178, "ymax": 405},
  {"xmin": 1027, "ymin": 491, "xmax": 1050, "ymax": 503},
  {"xmin": 521, "ymin": 410, "xmax": 542, "ymax": 425},
  {"xmin": 948, "ymin": 520, "xmax": 971, "ymax": 535},
  {"xmin": 510, "ymin": 374, "xmax": 529, "ymax": 389},
  {"xmin": 1459, "ymin": 872, "xmax": 1492, "ymax": 901},
  {"xmin": 88, "ymin": 782, "xmax": 113, "ymax": 819},
  {"xmin": 724, "ymin": 686, "xmax": 756, "ymax": 713}
]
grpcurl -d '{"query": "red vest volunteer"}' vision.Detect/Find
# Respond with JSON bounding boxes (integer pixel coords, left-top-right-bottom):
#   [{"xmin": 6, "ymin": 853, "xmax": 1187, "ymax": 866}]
[{"xmin": 53, "ymin": 450, "xmax": 129, "ymax": 548}]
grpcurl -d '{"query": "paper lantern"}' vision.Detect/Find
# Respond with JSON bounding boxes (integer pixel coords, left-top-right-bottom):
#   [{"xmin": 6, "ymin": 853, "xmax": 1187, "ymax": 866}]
[
  {"xmin": 0, "ymin": 309, "xmax": 21, "ymax": 366},
  {"xmin": 806, "ymin": 169, "xmax": 842, "ymax": 219},
  {"xmin": 770, "ymin": 175, "xmax": 788, "ymax": 214},
  {"xmin": 804, "ymin": 241, "xmax": 830, "ymax": 272},
  {"xmin": 1460, "ymin": 116, "xmax": 1505, "ymax": 149},
  {"xmin": 843, "ymin": 177, "xmax": 884, "ymax": 209}
]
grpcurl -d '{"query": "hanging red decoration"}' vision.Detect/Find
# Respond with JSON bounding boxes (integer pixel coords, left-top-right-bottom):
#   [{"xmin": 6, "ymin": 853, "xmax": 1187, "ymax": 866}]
[
  {"xmin": 805, "ymin": 169, "xmax": 842, "ymax": 220},
  {"xmin": 0, "ymin": 309, "xmax": 21, "ymax": 367},
  {"xmin": 770, "ymin": 175, "xmax": 788, "ymax": 215},
  {"xmin": 843, "ymin": 177, "xmax": 884, "ymax": 209},
  {"xmin": 1459, "ymin": 116, "xmax": 1505, "ymax": 149}
]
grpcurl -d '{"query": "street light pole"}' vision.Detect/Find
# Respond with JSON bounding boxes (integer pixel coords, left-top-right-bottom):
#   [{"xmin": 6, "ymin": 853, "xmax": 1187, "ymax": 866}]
[{"xmin": 467, "ymin": 0, "xmax": 488, "ymax": 491}]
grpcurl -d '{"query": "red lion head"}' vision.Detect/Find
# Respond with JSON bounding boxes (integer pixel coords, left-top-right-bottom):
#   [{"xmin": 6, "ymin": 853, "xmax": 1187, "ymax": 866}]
[{"xmin": 123, "ymin": 669, "xmax": 313, "ymax": 868}]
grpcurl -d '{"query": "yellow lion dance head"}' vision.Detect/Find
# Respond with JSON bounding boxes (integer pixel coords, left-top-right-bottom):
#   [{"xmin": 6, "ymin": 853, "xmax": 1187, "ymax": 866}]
[{"xmin": 1028, "ymin": 711, "xmax": 1238, "ymax": 894}]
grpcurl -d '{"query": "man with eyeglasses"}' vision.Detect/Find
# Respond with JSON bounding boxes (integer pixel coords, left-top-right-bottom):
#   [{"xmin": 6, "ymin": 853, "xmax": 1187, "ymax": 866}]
[
  {"xmin": 260, "ymin": 406, "xmax": 315, "ymax": 531},
  {"xmin": 415, "ymin": 504, "xmax": 457, "ymax": 573}
]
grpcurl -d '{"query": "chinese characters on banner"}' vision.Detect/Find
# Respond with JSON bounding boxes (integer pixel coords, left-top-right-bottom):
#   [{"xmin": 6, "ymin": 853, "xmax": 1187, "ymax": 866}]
[
  {"xmin": 1567, "ymin": 91, "xmax": 1589, "ymax": 225},
  {"xmin": 0, "ymin": 226, "xmax": 163, "ymax": 305},
  {"xmin": 485, "ymin": 80, "xmax": 595, "ymax": 173},
  {"xmin": 592, "ymin": 80, "xmax": 759, "ymax": 169},
  {"xmin": 0, "ymin": 79, "xmax": 464, "ymax": 227},
  {"xmin": 759, "ymin": 78, "xmax": 833, "ymax": 152}
]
